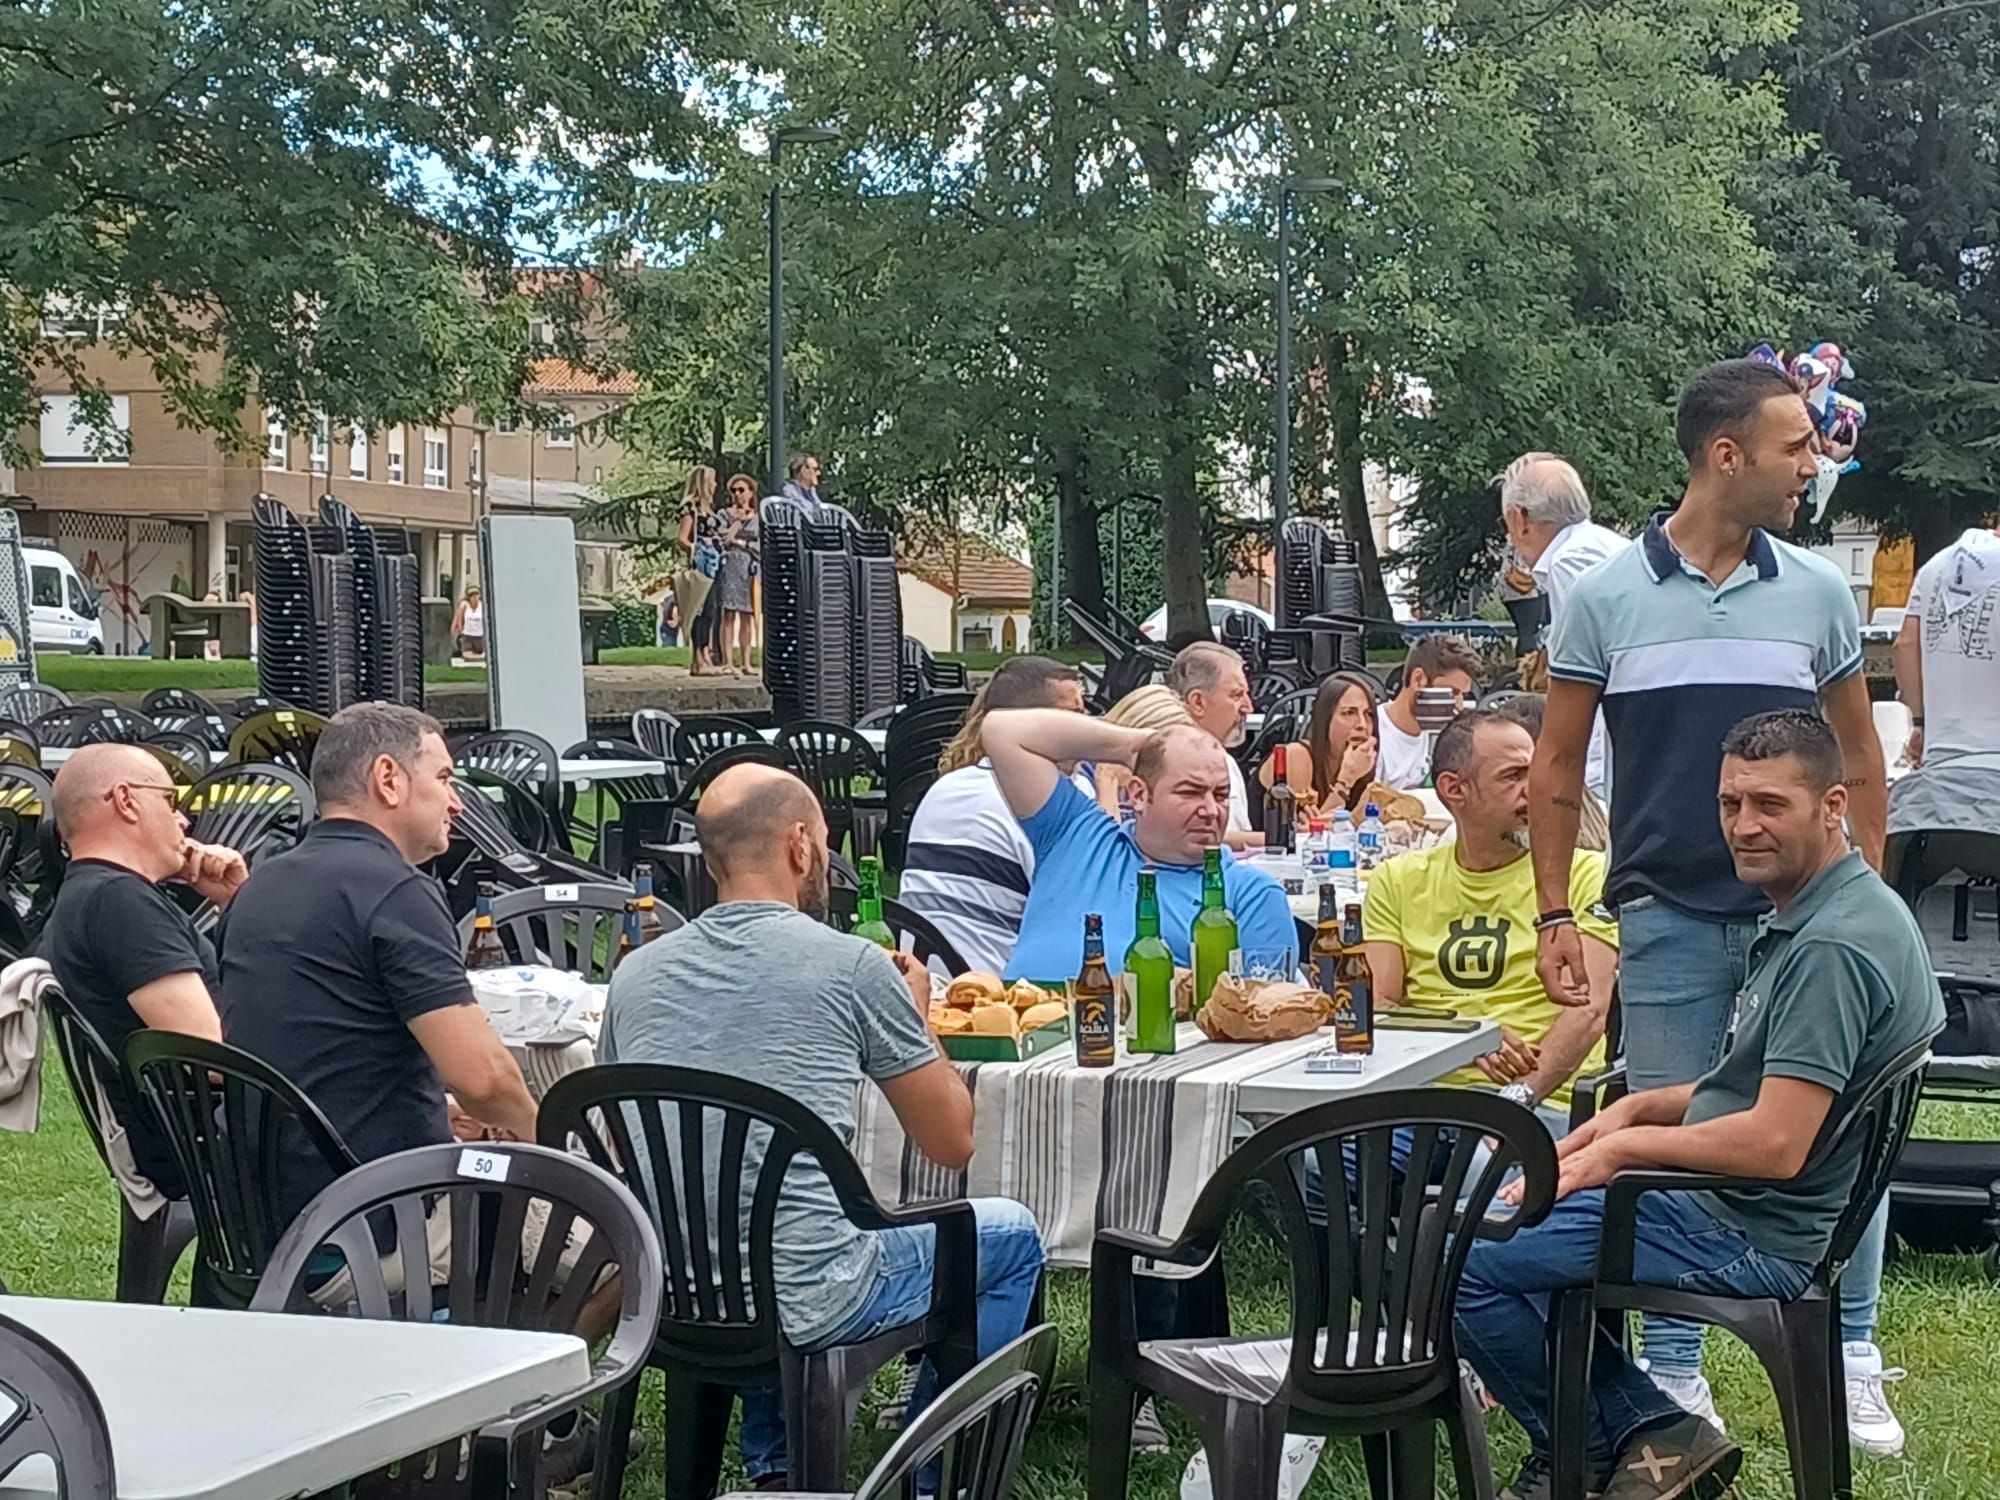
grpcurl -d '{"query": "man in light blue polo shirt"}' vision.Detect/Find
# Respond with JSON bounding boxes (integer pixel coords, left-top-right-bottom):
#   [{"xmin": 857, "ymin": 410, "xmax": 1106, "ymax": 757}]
[
  {"xmin": 981, "ymin": 710, "xmax": 1295, "ymax": 982},
  {"xmin": 1527, "ymin": 357, "xmax": 1896, "ymax": 1446}
]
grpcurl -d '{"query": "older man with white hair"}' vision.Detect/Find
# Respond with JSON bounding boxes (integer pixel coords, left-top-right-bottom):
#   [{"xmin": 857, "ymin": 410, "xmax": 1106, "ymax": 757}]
[{"xmin": 1498, "ymin": 452, "xmax": 1624, "ymax": 795}]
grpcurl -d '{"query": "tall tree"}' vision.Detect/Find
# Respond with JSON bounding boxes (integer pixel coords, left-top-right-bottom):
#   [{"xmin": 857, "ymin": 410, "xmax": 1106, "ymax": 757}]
[{"xmin": 0, "ymin": 0, "xmax": 703, "ymax": 454}]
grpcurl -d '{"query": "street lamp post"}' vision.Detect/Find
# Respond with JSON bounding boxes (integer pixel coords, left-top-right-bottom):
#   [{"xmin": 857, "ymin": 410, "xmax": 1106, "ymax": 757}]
[
  {"xmin": 1273, "ymin": 176, "xmax": 1339, "ymax": 561},
  {"xmin": 768, "ymin": 125, "xmax": 841, "ymax": 493}
]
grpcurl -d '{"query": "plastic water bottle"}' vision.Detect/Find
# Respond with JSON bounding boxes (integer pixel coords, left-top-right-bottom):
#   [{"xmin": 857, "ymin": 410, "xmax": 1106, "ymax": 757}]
[
  {"xmin": 1328, "ymin": 809, "xmax": 1357, "ymax": 878},
  {"xmin": 1303, "ymin": 819, "xmax": 1329, "ymax": 886},
  {"xmin": 1357, "ymin": 802, "xmax": 1384, "ymax": 870}
]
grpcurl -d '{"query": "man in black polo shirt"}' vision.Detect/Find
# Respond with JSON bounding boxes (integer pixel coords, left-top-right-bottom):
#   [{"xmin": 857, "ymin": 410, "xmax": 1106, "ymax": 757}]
[
  {"xmin": 219, "ymin": 702, "xmax": 538, "ymax": 1227},
  {"xmin": 42, "ymin": 743, "xmax": 248, "ymax": 1196}
]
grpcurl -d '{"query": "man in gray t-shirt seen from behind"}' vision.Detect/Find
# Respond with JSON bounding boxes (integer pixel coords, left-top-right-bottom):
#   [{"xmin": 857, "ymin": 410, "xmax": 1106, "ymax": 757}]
[{"xmin": 601, "ymin": 762, "xmax": 1043, "ymax": 1488}]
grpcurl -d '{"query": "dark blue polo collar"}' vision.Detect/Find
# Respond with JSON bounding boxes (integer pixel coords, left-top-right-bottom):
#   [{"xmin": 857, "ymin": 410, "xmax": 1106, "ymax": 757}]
[{"xmin": 1641, "ymin": 511, "xmax": 1780, "ymax": 585}]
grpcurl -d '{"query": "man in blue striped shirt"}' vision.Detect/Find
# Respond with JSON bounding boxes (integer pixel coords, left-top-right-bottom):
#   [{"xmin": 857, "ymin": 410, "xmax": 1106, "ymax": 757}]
[{"xmin": 1526, "ymin": 357, "xmax": 1895, "ymax": 1447}]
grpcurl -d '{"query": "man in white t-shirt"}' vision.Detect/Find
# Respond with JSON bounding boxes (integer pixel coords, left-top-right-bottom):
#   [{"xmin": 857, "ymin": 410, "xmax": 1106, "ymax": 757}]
[
  {"xmin": 901, "ymin": 656, "xmax": 1087, "ymax": 973},
  {"xmin": 1895, "ymin": 525, "xmax": 2000, "ymax": 768},
  {"xmin": 1167, "ymin": 641, "xmax": 1258, "ymax": 845},
  {"xmin": 1497, "ymin": 452, "xmax": 1626, "ymax": 794},
  {"xmin": 1375, "ymin": 635, "xmax": 1483, "ymax": 789}
]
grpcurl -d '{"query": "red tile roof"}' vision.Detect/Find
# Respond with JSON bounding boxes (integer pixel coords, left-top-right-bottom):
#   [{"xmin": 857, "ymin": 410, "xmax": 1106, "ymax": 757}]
[
  {"xmin": 526, "ymin": 358, "xmax": 637, "ymax": 396},
  {"xmin": 902, "ymin": 533, "xmax": 1034, "ymax": 604}
]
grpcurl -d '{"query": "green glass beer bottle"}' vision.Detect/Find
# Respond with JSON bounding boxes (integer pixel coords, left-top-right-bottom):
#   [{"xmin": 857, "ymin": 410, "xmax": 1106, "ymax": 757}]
[
  {"xmin": 853, "ymin": 855, "xmax": 896, "ymax": 949},
  {"xmin": 1126, "ymin": 868, "xmax": 1176, "ymax": 1054},
  {"xmin": 1190, "ymin": 847, "xmax": 1237, "ymax": 1014}
]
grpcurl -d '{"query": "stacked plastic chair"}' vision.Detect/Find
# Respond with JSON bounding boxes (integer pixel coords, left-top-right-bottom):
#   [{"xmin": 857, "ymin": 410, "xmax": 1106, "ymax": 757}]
[
  {"xmin": 252, "ymin": 493, "xmax": 425, "ymax": 716},
  {"xmin": 760, "ymin": 497, "xmax": 903, "ymax": 727}
]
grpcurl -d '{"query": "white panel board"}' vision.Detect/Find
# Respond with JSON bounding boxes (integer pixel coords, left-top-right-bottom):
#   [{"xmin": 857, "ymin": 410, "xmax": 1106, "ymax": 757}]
[{"xmin": 479, "ymin": 515, "xmax": 585, "ymax": 749}]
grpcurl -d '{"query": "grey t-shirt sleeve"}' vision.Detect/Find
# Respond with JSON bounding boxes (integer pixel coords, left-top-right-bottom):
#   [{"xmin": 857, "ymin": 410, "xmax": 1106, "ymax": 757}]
[
  {"xmin": 1760, "ymin": 939, "xmax": 1874, "ymax": 1093},
  {"xmin": 847, "ymin": 946, "xmax": 940, "ymax": 1082}
]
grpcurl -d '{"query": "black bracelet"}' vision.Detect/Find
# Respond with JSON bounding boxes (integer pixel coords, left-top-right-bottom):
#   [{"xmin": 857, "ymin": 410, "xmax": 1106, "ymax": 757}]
[
  {"xmin": 1533, "ymin": 909, "xmax": 1575, "ymax": 932},
  {"xmin": 1911, "ymin": 715, "xmax": 1925, "ymax": 727}
]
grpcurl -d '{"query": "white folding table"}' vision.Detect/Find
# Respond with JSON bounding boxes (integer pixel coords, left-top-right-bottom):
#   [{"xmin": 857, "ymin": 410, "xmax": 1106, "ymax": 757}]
[
  {"xmin": 0, "ymin": 1297, "xmax": 590, "ymax": 1500},
  {"xmin": 1234, "ymin": 1018, "xmax": 1502, "ymax": 1118}
]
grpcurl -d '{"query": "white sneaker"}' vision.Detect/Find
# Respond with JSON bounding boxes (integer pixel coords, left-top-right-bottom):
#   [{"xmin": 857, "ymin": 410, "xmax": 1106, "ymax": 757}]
[
  {"xmin": 1844, "ymin": 1341, "xmax": 1907, "ymax": 1457},
  {"xmin": 1637, "ymin": 1359, "xmax": 1727, "ymax": 1437}
]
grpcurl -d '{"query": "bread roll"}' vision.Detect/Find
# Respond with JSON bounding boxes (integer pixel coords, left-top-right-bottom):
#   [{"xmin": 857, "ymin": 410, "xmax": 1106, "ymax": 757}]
[
  {"xmin": 1019, "ymin": 1000, "xmax": 1068, "ymax": 1034},
  {"xmin": 1008, "ymin": 979, "xmax": 1054, "ymax": 1011},
  {"xmin": 945, "ymin": 971, "xmax": 1006, "ymax": 1009},
  {"xmin": 928, "ymin": 1003, "xmax": 973, "ymax": 1035},
  {"xmin": 969, "ymin": 1003, "xmax": 1021, "ymax": 1039}
]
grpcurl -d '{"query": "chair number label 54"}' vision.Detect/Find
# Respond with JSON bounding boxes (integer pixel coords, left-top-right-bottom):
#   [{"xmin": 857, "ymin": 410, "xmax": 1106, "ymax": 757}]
[{"xmin": 458, "ymin": 1148, "xmax": 511, "ymax": 1183}]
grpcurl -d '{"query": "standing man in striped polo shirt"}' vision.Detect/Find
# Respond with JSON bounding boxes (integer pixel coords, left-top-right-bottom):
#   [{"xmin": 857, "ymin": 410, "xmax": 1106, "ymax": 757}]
[{"xmin": 1527, "ymin": 358, "xmax": 1899, "ymax": 1449}]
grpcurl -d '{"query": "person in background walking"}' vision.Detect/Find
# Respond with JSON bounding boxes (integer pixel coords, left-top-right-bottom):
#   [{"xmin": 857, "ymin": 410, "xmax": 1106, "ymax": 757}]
[
  {"xmin": 675, "ymin": 465, "xmax": 723, "ymax": 675},
  {"xmin": 781, "ymin": 453, "xmax": 825, "ymax": 513},
  {"xmin": 658, "ymin": 588, "xmax": 680, "ymax": 648},
  {"xmin": 718, "ymin": 473, "xmax": 761, "ymax": 673},
  {"xmin": 449, "ymin": 585, "xmax": 484, "ymax": 660}
]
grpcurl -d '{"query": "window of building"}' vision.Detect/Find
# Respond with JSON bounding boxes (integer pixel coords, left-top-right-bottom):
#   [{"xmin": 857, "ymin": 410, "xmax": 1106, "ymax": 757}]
[
  {"xmin": 310, "ymin": 412, "xmax": 330, "ymax": 472},
  {"xmin": 266, "ymin": 415, "xmax": 287, "ymax": 468},
  {"xmin": 423, "ymin": 427, "xmax": 448, "ymax": 488},
  {"xmin": 39, "ymin": 394, "xmax": 131, "ymax": 465},
  {"xmin": 469, "ymin": 436, "xmax": 483, "ymax": 484},
  {"xmin": 387, "ymin": 425, "xmax": 406, "ymax": 484},
  {"xmin": 348, "ymin": 426, "xmax": 368, "ymax": 480},
  {"xmin": 495, "ymin": 411, "xmax": 518, "ymax": 434},
  {"xmin": 39, "ymin": 297, "xmax": 125, "ymax": 341},
  {"xmin": 546, "ymin": 413, "xmax": 575, "ymax": 448}
]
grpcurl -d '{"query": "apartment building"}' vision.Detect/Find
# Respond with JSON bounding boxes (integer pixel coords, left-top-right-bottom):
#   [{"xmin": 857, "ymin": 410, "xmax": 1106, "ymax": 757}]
[{"xmin": 9, "ymin": 336, "xmax": 636, "ymax": 654}]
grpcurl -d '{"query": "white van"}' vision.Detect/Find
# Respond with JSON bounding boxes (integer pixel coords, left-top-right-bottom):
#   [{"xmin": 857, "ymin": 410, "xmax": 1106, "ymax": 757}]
[{"xmin": 24, "ymin": 542, "xmax": 103, "ymax": 654}]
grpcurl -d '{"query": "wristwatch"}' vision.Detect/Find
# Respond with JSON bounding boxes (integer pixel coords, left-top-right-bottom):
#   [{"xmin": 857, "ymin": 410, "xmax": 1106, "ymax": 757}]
[{"xmin": 1498, "ymin": 1082, "xmax": 1535, "ymax": 1108}]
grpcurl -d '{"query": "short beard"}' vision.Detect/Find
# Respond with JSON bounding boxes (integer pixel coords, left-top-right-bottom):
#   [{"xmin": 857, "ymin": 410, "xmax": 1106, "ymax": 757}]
[{"xmin": 1503, "ymin": 826, "xmax": 1532, "ymax": 851}]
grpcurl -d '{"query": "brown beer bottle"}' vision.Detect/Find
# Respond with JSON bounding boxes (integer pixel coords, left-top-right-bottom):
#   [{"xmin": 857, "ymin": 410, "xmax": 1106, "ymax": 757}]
[
  {"xmin": 1265, "ymin": 743, "xmax": 1298, "ymax": 853},
  {"xmin": 465, "ymin": 882, "xmax": 509, "ymax": 971},
  {"xmin": 1308, "ymin": 884, "xmax": 1342, "ymax": 1003},
  {"xmin": 1333, "ymin": 902, "xmax": 1374, "ymax": 1055},
  {"xmin": 1071, "ymin": 913, "xmax": 1116, "ymax": 1067}
]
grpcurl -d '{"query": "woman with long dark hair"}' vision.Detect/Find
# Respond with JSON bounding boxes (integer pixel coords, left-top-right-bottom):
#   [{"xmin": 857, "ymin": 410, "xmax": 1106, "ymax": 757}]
[{"xmin": 1258, "ymin": 672, "xmax": 1424, "ymax": 823}]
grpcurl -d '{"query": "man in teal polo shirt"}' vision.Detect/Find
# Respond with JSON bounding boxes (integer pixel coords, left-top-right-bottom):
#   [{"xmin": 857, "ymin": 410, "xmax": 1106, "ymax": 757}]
[
  {"xmin": 981, "ymin": 710, "xmax": 1295, "ymax": 982},
  {"xmin": 1460, "ymin": 711, "xmax": 1940, "ymax": 1500},
  {"xmin": 1527, "ymin": 357, "xmax": 1897, "ymax": 1444}
]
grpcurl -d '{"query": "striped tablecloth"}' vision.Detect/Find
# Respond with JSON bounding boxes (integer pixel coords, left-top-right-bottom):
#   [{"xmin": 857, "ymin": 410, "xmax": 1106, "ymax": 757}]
[{"xmin": 850, "ymin": 1024, "xmax": 1337, "ymax": 1271}]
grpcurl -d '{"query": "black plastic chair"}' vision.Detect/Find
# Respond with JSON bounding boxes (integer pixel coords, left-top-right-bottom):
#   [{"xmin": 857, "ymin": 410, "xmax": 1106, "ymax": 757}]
[
  {"xmin": 1063, "ymin": 599, "xmax": 1171, "ymax": 711},
  {"xmin": 719, "ymin": 1324, "xmax": 1059, "ymax": 1500},
  {"xmin": 40, "ymin": 982, "xmax": 198, "ymax": 1304},
  {"xmin": 453, "ymin": 880, "xmax": 685, "ymax": 982},
  {"xmin": 1090, "ymin": 1090, "xmax": 1557, "ymax": 1500},
  {"xmin": 228, "ymin": 694, "xmax": 293, "ymax": 718},
  {"xmin": 146, "ymin": 728, "xmax": 215, "ymax": 776},
  {"xmin": 124, "ymin": 1031, "xmax": 360, "ymax": 1309},
  {"xmin": 855, "ymin": 704, "xmax": 903, "ymax": 734},
  {"xmin": 182, "ymin": 762, "xmax": 316, "ymax": 865},
  {"xmin": 631, "ymin": 706, "xmax": 682, "ymax": 762},
  {"xmin": 250, "ymin": 1140, "xmax": 664, "ymax": 1499},
  {"xmin": 561, "ymin": 736, "xmax": 673, "ymax": 861},
  {"xmin": 152, "ymin": 709, "xmax": 238, "ymax": 752},
  {"xmin": 227, "ymin": 707, "xmax": 328, "ymax": 774},
  {"xmin": 0, "ymin": 734, "xmax": 37, "ymax": 771},
  {"xmin": 537, "ymin": 1064, "xmax": 981, "ymax": 1500},
  {"xmin": 141, "ymin": 686, "xmax": 221, "ymax": 718},
  {"xmin": 1546, "ymin": 1040, "xmax": 1932, "ymax": 1500},
  {"xmin": 138, "ymin": 740, "xmax": 203, "ymax": 787},
  {"xmin": 447, "ymin": 774, "xmax": 612, "ymax": 891},
  {"xmin": 671, "ymin": 714, "xmax": 765, "ymax": 770},
  {"xmin": 0, "ymin": 1309, "xmax": 117, "ymax": 1497},
  {"xmin": 654, "ymin": 742, "xmax": 798, "ymax": 844},
  {"xmin": 456, "ymin": 728, "xmax": 563, "ymax": 828},
  {"xmin": 778, "ymin": 721, "xmax": 886, "ymax": 855},
  {"xmin": 0, "ymin": 682, "xmax": 69, "ymax": 723},
  {"xmin": 0, "ymin": 764, "xmax": 62, "ymax": 941},
  {"xmin": 825, "ymin": 887, "xmax": 970, "ymax": 975},
  {"xmin": 33, "ymin": 704, "xmax": 153, "ymax": 748}
]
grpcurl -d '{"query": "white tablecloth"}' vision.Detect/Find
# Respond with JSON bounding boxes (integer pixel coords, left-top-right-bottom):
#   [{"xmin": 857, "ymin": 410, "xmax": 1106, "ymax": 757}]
[
  {"xmin": 0, "ymin": 1296, "xmax": 589, "ymax": 1500},
  {"xmin": 848, "ymin": 1021, "xmax": 1497, "ymax": 1270}
]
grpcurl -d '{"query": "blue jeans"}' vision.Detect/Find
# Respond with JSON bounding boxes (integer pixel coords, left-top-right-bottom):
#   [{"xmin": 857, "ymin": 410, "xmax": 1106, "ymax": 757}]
[
  {"xmin": 739, "ymin": 1197, "xmax": 1043, "ymax": 1480},
  {"xmin": 1615, "ymin": 896, "xmax": 1887, "ymax": 1364},
  {"xmin": 1455, "ymin": 1189, "xmax": 1812, "ymax": 1471}
]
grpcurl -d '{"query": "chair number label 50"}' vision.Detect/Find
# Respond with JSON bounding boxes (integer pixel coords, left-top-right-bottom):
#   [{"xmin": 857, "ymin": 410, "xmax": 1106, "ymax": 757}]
[{"xmin": 458, "ymin": 1148, "xmax": 511, "ymax": 1183}]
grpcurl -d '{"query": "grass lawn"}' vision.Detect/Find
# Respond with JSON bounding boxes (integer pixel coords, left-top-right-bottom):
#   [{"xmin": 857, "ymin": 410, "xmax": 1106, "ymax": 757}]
[
  {"xmin": 4, "ymin": 1087, "xmax": 1996, "ymax": 1499},
  {"xmin": 32, "ymin": 658, "xmax": 486, "ymax": 693}
]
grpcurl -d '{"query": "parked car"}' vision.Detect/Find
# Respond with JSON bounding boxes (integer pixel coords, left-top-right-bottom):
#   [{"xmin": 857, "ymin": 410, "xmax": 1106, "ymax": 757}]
[
  {"xmin": 1137, "ymin": 598, "xmax": 1274, "ymax": 641},
  {"xmin": 24, "ymin": 541, "xmax": 103, "ymax": 654}
]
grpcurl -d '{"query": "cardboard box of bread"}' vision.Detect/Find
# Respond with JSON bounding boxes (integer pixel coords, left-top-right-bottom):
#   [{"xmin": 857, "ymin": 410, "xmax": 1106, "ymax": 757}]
[{"xmin": 927, "ymin": 968, "xmax": 1331, "ymax": 1059}]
